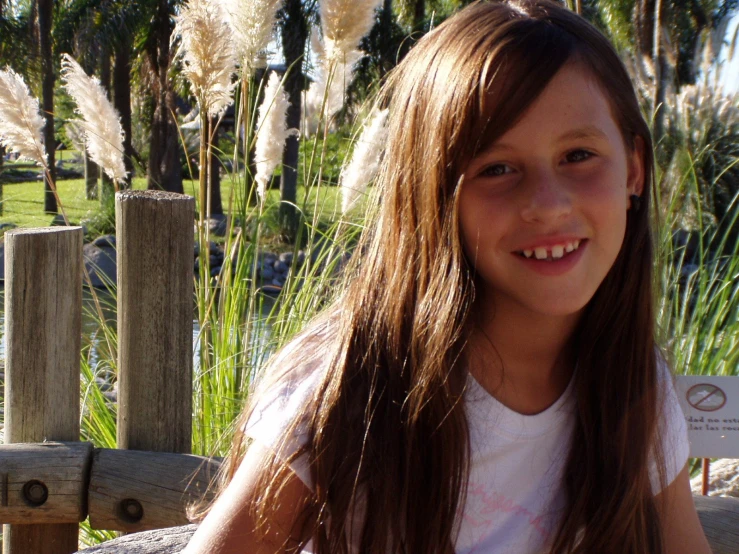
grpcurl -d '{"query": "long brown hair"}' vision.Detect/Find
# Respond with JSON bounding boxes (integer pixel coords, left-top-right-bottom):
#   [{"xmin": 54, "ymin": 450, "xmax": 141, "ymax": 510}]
[{"xmin": 217, "ymin": 1, "xmax": 667, "ymax": 552}]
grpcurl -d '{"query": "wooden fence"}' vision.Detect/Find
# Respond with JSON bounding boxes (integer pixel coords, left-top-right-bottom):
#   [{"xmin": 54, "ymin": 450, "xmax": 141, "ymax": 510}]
[
  {"xmin": 0, "ymin": 190, "xmax": 737, "ymax": 554},
  {"xmin": 0, "ymin": 191, "xmax": 222, "ymax": 553}
]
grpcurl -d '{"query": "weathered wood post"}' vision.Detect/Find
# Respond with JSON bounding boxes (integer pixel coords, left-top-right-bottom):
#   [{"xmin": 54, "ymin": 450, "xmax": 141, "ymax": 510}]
[
  {"xmin": 3, "ymin": 227, "xmax": 83, "ymax": 554},
  {"xmin": 89, "ymin": 190, "xmax": 194, "ymax": 531}
]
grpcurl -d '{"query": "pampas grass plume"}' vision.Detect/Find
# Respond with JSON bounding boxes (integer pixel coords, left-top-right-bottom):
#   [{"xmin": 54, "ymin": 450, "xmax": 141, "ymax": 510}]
[
  {"xmin": 340, "ymin": 108, "xmax": 388, "ymax": 213},
  {"xmin": 174, "ymin": 0, "xmax": 237, "ymax": 117},
  {"xmin": 306, "ymin": 31, "xmax": 362, "ymax": 123},
  {"xmin": 0, "ymin": 67, "xmax": 47, "ymax": 167},
  {"xmin": 220, "ymin": 0, "xmax": 284, "ymax": 76},
  {"xmin": 320, "ymin": 0, "xmax": 383, "ymax": 63},
  {"xmin": 254, "ymin": 72, "xmax": 297, "ymax": 200},
  {"xmin": 61, "ymin": 54, "xmax": 127, "ymax": 184},
  {"xmin": 306, "ymin": 0, "xmax": 381, "ymax": 126}
]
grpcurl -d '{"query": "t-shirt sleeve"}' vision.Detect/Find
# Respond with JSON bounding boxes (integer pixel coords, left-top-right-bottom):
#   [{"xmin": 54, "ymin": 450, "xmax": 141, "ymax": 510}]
[
  {"xmin": 243, "ymin": 363, "xmax": 323, "ymax": 489},
  {"xmin": 650, "ymin": 361, "xmax": 690, "ymax": 494}
]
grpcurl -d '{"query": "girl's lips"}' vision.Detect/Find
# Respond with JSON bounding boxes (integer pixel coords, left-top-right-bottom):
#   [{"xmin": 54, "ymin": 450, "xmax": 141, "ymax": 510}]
[{"xmin": 513, "ymin": 239, "xmax": 588, "ymax": 276}]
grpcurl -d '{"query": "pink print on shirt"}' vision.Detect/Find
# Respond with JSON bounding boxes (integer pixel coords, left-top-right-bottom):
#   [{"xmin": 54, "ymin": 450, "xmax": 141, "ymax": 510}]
[{"xmin": 463, "ymin": 482, "xmax": 550, "ymax": 541}]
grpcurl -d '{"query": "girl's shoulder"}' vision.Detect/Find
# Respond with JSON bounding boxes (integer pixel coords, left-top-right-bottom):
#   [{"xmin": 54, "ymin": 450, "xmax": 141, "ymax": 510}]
[
  {"xmin": 652, "ymin": 351, "xmax": 690, "ymax": 494},
  {"xmin": 242, "ymin": 323, "xmax": 335, "ymax": 488}
]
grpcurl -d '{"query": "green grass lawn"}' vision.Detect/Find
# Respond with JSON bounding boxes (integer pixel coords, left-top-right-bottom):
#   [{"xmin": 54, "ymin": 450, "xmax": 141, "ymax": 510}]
[
  {"xmin": 0, "ymin": 130, "xmax": 357, "ymax": 238},
  {"xmin": 0, "ymin": 173, "xmax": 356, "ymax": 246},
  {"xmin": 0, "ymin": 177, "xmax": 148, "ymax": 228}
]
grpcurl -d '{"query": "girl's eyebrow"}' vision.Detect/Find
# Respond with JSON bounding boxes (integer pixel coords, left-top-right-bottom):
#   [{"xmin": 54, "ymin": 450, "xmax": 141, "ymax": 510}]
[
  {"xmin": 475, "ymin": 125, "xmax": 611, "ymax": 160},
  {"xmin": 555, "ymin": 125, "xmax": 609, "ymax": 143}
]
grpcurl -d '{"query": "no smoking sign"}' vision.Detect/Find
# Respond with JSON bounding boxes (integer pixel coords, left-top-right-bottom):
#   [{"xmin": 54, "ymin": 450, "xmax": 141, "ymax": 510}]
[
  {"xmin": 686, "ymin": 383, "xmax": 727, "ymax": 412},
  {"xmin": 676, "ymin": 375, "xmax": 739, "ymax": 459}
]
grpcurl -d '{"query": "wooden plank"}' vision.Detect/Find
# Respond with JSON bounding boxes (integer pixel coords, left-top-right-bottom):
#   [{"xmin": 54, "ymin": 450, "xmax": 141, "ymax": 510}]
[
  {"xmin": 0, "ymin": 442, "xmax": 92, "ymax": 524},
  {"xmin": 88, "ymin": 448, "xmax": 221, "ymax": 533},
  {"xmin": 116, "ymin": 191, "xmax": 194, "ymax": 453},
  {"xmin": 3, "ymin": 227, "xmax": 83, "ymax": 554},
  {"xmin": 694, "ymin": 495, "xmax": 739, "ymax": 554}
]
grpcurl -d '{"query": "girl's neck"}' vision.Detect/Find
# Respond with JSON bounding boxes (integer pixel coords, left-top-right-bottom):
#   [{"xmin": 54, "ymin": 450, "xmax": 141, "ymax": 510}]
[{"xmin": 467, "ymin": 293, "xmax": 581, "ymax": 415}]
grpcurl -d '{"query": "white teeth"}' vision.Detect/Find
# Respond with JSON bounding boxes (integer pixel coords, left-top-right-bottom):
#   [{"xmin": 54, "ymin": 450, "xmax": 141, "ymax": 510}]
[{"xmin": 521, "ymin": 240, "xmax": 583, "ymax": 261}]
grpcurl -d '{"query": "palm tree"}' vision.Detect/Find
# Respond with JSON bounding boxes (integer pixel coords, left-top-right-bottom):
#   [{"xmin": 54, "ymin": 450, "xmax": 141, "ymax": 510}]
[
  {"xmin": 279, "ymin": 0, "xmax": 311, "ymax": 238},
  {"xmin": 588, "ymin": 0, "xmax": 737, "ymax": 87},
  {"xmin": 57, "ymin": 0, "xmax": 183, "ymax": 195},
  {"xmin": 145, "ymin": 0, "xmax": 183, "ymax": 193},
  {"xmin": 39, "ymin": 0, "xmax": 58, "ymax": 213}
]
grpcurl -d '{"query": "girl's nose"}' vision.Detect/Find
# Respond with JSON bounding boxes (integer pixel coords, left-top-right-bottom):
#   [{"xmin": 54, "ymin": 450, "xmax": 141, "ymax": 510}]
[{"xmin": 519, "ymin": 171, "xmax": 572, "ymax": 224}]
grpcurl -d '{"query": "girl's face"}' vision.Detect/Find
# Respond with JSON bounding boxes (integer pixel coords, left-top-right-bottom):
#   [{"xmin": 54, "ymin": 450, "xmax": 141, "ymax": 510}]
[{"xmin": 459, "ymin": 62, "xmax": 644, "ymax": 319}]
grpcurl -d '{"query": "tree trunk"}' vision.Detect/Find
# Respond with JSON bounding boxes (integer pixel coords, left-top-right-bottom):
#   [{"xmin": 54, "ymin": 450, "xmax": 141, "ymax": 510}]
[
  {"xmin": 38, "ymin": 0, "xmax": 57, "ymax": 214},
  {"xmin": 147, "ymin": 0, "xmax": 183, "ymax": 193},
  {"xmin": 652, "ymin": 0, "xmax": 667, "ymax": 145},
  {"xmin": 279, "ymin": 0, "xmax": 308, "ymax": 240},
  {"xmin": 413, "ymin": 0, "xmax": 424, "ymax": 31},
  {"xmin": 635, "ymin": 0, "xmax": 655, "ymax": 59},
  {"xmin": 114, "ymin": 37, "xmax": 134, "ymax": 189},
  {"xmin": 0, "ymin": 144, "xmax": 4, "ymax": 216}
]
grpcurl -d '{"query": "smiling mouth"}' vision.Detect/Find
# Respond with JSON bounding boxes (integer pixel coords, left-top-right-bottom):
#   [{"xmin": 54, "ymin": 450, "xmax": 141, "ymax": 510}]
[{"xmin": 514, "ymin": 239, "xmax": 585, "ymax": 261}]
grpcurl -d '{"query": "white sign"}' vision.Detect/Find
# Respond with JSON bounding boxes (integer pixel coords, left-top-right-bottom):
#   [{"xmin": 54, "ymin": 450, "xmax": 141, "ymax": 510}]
[{"xmin": 675, "ymin": 375, "xmax": 739, "ymax": 459}]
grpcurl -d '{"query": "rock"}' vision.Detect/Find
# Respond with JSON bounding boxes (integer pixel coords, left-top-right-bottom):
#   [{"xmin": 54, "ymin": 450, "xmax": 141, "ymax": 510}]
[
  {"xmin": 0, "ymin": 222, "xmax": 17, "ymax": 233},
  {"xmin": 296, "ymin": 250, "xmax": 306, "ymax": 266},
  {"xmin": 84, "ymin": 243, "xmax": 117, "ymax": 288},
  {"xmin": 673, "ymin": 229, "xmax": 702, "ymax": 264},
  {"xmin": 92, "ymin": 234, "xmax": 116, "ymax": 248},
  {"xmin": 259, "ymin": 266, "xmax": 275, "ymax": 281},
  {"xmin": 691, "ymin": 459, "xmax": 739, "ymax": 497},
  {"xmin": 94, "ymin": 377, "xmax": 112, "ymax": 392},
  {"xmin": 273, "ymin": 260, "xmax": 289, "ymax": 274},
  {"xmin": 272, "ymin": 275, "xmax": 286, "ymax": 286},
  {"xmin": 193, "ymin": 241, "xmax": 221, "ymax": 258},
  {"xmin": 208, "ymin": 214, "xmax": 228, "ymax": 237},
  {"xmin": 75, "ymin": 524, "xmax": 197, "ymax": 553},
  {"xmin": 210, "ymin": 265, "xmax": 222, "ymax": 277},
  {"xmin": 278, "ymin": 252, "xmax": 294, "ymax": 264}
]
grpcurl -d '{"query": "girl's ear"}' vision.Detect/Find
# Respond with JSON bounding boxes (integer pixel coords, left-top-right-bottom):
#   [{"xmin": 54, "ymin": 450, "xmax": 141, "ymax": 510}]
[{"xmin": 626, "ymin": 135, "xmax": 646, "ymax": 197}]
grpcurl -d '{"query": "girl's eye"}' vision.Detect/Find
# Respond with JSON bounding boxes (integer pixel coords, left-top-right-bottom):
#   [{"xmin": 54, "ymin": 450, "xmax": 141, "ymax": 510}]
[
  {"xmin": 480, "ymin": 163, "xmax": 513, "ymax": 177},
  {"xmin": 565, "ymin": 149, "xmax": 593, "ymax": 163}
]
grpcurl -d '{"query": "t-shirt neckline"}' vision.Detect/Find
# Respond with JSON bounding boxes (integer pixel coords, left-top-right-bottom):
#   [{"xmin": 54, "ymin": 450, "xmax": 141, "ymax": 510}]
[{"xmin": 465, "ymin": 369, "xmax": 576, "ymax": 439}]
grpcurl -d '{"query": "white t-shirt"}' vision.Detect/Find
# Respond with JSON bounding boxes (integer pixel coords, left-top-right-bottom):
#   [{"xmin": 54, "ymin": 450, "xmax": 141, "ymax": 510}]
[{"xmin": 245, "ymin": 361, "xmax": 689, "ymax": 554}]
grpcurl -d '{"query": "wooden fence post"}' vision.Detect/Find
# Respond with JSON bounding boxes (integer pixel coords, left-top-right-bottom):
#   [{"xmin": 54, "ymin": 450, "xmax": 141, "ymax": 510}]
[
  {"xmin": 3, "ymin": 227, "xmax": 83, "ymax": 554},
  {"xmin": 115, "ymin": 190, "xmax": 194, "ymax": 453}
]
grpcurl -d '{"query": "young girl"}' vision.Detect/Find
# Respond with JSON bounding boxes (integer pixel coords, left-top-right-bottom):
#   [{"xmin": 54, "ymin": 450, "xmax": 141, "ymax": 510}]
[{"xmin": 186, "ymin": 1, "xmax": 712, "ymax": 552}]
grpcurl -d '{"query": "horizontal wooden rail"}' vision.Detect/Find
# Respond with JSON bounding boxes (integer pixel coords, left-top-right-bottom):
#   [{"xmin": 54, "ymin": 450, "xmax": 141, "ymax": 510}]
[
  {"xmin": 89, "ymin": 448, "xmax": 221, "ymax": 532},
  {"xmin": 0, "ymin": 442, "xmax": 92, "ymax": 525},
  {"xmin": 0, "ymin": 442, "xmax": 222, "ymax": 532}
]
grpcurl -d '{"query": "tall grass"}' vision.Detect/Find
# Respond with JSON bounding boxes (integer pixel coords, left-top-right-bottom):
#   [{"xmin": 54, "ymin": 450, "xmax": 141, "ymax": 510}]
[{"xmin": 655, "ymin": 82, "xmax": 739, "ymax": 378}]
